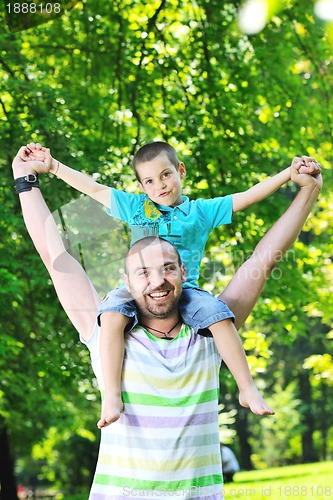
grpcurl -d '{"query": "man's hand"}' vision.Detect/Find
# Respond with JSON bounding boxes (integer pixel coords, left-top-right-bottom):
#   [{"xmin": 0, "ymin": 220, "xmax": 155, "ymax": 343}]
[
  {"xmin": 12, "ymin": 146, "xmax": 38, "ymax": 178},
  {"xmin": 291, "ymin": 156, "xmax": 323, "ymax": 191},
  {"xmin": 18, "ymin": 142, "xmax": 53, "ymax": 174}
]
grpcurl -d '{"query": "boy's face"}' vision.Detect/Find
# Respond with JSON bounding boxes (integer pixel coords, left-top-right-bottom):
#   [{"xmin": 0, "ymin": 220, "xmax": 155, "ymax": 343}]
[{"xmin": 136, "ymin": 153, "xmax": 186, "ymax": 207}]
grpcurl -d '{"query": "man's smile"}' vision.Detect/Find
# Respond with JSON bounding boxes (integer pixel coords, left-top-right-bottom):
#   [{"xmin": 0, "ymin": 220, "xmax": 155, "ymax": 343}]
[
  {"xmin": 145, "ymin": 289, "xmax": 172, "ymax": 301},
  {"xmin": 149, "ymin": 290, "xmax": 169, "ymax": 298}
]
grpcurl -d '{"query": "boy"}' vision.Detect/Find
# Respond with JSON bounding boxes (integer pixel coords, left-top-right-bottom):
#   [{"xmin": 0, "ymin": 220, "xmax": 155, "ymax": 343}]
[{"xmin": 22, "ymin": 141, "xmax": 314, "ymax": 427}]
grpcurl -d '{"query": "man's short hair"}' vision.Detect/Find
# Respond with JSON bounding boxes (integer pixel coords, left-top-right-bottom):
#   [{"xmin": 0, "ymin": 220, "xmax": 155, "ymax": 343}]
[
  {"xmin": 132, "ymin": 142, "xmax": 180, "ymax": 180},
  {"xmin": 124, "ymin": 236, "xmax": 182, "ymax": 274}
]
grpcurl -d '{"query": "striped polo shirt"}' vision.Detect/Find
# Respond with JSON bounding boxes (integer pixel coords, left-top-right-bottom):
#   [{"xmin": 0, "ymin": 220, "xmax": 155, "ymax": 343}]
[{"xmin": 84, "ymin": 323, "xmax": 224, "ymax": 499}]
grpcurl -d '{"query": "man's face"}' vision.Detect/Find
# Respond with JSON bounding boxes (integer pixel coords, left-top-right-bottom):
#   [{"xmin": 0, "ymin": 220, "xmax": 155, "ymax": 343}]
[{"xmin": 124, "ymin": 240, "xmax": 186, "ymax": 320}]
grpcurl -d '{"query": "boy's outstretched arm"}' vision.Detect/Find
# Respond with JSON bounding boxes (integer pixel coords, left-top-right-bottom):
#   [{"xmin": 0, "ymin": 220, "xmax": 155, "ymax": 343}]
[
  {"xmin": 221, "ymin": 158, "xmax": 322, "ymax": 330},
  {"xmin": 13, "ymin": 147, "xmax": 101, "ymax": 342},
  {"xmin": 232, "ymin": 156, "xmax": 321, "ymax": 213},
  {"xmin": 22, "ymin": 142, "xmax": 111, "ymax": 207}
]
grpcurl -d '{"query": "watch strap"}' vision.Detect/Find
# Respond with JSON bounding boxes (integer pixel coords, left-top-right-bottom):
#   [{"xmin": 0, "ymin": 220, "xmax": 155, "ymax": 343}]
[{"xmin": 14, "ymin": 174, "xmax": 39, "ymax": 194}]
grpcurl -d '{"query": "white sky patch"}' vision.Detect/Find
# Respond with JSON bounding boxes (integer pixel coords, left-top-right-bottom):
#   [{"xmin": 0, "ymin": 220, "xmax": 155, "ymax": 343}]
[
  {"xmin": 315, "ymin": 0, "xmax": 333, "ymax": 21},
  {"xmin": 238, "ymin": 0, "xmax": 268, "ymax": 35}
]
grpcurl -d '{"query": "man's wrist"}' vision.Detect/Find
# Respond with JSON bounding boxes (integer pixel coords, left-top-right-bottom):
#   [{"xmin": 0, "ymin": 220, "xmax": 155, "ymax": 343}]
[
  {"xmin": 13, "ymin": 168, "xmax": 37, "ymax": 180},
  {"xmin": 14, "ymin": 173, "xmax": 39, "ymax": 194},
  {"xmin": 299, "ymin": 181, "xmax": 321, "ymax": 194}
]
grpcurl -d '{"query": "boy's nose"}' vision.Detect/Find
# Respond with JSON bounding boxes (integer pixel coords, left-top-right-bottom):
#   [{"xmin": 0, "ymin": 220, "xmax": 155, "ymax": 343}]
[{"xmin": 157, "ymin": 179, "xmax": 167, "ymax": 189}]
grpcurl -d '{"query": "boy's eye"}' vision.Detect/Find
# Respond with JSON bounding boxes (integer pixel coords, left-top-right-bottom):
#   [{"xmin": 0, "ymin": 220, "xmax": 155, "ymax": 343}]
[
  {"xmin": 145, "ymin": 180, "xmax": 152, "ymax": 185},
  {"xmin": 162, "ymin": 172, "xmax": 170, "ymax": 178}
]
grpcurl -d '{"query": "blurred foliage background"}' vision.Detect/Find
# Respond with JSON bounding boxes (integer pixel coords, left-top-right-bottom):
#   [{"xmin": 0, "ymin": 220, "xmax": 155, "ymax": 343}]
[{"xmin": 0, "ymin": 0, "xmax": 332, "ymax": 497}]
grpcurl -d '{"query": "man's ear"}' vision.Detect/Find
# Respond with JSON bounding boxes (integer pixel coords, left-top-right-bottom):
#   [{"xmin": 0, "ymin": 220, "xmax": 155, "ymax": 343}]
[
  {"xmin": 123, "ymin": 273, "xmax": 131, "ymax": 292},
  {"xmin": 181, "ymin": 263, "xmax": 186, "ymax": 283}
]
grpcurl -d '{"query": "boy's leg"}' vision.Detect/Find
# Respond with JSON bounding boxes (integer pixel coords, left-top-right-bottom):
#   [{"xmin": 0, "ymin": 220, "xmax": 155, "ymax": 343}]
[
  {"xmin": 219, "ymin": 168, "xmax": 322, "ymax": 330},
  {"xmin": 210, "ymin": 319, "xmax": 274, "ymax": 415},
  {"xmin": 179, "ymin": 289, "xmax": 272, "ymax": 414},
  {"xmin": 97, "ymin": 312, "xmax": 131, "ymax": 428}
]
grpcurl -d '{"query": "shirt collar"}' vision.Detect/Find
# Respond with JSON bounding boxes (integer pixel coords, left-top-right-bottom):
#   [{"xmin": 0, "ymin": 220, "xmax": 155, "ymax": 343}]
[{"xmin": 155, "ymin": 196, "xmax": 190, "ymax": 214}]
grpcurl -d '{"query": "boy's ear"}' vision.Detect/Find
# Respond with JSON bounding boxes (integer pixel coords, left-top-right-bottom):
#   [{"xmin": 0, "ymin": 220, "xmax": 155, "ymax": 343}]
[
  {"xmin": 137, "ymin": 180, "xmax": 145, "ymax": 192},
  {"xmin": 178, "ymin": 162, "xmax": 186, "ymax": 178}
]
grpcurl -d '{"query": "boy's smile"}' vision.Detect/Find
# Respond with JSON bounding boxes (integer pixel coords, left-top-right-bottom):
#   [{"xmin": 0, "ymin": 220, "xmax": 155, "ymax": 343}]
[{"xmin": 136, "ymin": 153, "xmax": 186, "ymax": 207}]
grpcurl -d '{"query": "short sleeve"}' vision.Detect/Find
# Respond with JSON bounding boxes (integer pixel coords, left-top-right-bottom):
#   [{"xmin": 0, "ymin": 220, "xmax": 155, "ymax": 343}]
[
  {"xmin": 196, "ymin": 195, "xmax": 233, "ymax": 229},
  {"xmin": 80, "ymin": 323, "xmax": 104, "ymax": 390},
  {"xmin": 106, "ymin": 188, "xmax": 142, "ymax": 223}
]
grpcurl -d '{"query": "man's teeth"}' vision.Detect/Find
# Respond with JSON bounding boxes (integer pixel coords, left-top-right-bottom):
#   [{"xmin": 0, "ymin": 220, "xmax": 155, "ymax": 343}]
[{"xmin": 149, "ymin": 291, "xmax": 168, "ymax": 298}]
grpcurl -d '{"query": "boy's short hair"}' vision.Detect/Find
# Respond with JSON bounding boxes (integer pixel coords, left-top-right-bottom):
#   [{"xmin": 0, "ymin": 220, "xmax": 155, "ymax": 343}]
[{"xmin": 132, "ymin": 142, "xmax": 180, "ymax": 180}]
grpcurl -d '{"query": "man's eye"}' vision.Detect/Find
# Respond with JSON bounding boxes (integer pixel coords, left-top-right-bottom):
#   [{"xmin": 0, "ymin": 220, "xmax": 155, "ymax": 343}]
[{"xmin": 164, "ymin": 266, "xmax": 175, "ymax": 272}]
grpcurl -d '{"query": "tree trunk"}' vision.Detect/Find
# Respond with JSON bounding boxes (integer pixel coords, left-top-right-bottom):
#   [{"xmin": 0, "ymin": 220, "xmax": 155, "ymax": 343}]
[
  {"xmin": 0, "ymin": 423, "xmax": 18, "ymax": 500},
  {"xmin": 320, "ymin": 384, "xmax": 328, "ymax": 460},
  {"xmin": 298, "ymin": 370, "xmax": 318, "ymax": 463},
  {"xmin": 235, "ymin": 408, "xmax": 253, "ymax": 470}
]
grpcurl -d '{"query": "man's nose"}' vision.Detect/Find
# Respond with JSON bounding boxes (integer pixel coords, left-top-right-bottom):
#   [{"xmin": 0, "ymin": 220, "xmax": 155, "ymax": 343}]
[{"xmin": 149, "ymin": 270, "xmax": 165, "ymax": 287}]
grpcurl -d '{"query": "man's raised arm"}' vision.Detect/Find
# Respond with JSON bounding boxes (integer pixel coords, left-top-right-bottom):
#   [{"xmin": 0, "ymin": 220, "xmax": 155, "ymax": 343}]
[
  {"xmin": 221, "ymin": 156, "xmax": 323, "ymax": 330},
  {"xmin": 12, "ymin": 147, "xmax": 101, "ymax": 342}
]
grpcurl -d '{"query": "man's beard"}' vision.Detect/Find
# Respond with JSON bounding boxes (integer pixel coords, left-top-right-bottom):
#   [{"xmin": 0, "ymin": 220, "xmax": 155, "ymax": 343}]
[
  {"xmin": 143, "ymin": 295, "xmax": 179, "ymax": 319},
  {"xmin": 134, "ymin": 290, "xmax": 179, "ymax": 319}
]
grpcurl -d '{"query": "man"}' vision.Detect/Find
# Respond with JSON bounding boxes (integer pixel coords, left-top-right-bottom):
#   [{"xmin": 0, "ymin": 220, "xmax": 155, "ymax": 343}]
[
  {"xmin": 12, "ymin": 148, "xmax": 322, "ymax": 499},
  {"xmin": 220, "ymin": 445, "xmax": 240, "ymax": 483}
]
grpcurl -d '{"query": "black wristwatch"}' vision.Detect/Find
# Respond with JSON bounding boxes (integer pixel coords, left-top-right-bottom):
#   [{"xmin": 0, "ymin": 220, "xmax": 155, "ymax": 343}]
[{"xmin": 14, "ymin": 174, "xmax": 39, "ymax": 194}]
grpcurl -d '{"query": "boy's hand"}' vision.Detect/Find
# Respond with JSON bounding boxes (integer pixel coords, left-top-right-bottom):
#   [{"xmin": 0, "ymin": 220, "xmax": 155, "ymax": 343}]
[
  {"xmin": 297, "ymin": 155, "xmax": 321, "ymax": 176},
  {"xmin": 20, "ymin": 142, "xmax": 53, "ymax": 174}
]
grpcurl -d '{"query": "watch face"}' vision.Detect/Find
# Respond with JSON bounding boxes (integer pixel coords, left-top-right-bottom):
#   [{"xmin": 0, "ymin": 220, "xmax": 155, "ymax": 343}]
[{"xmin": 26, "ymin": 174, "xmax": 37, "ymax": 182}]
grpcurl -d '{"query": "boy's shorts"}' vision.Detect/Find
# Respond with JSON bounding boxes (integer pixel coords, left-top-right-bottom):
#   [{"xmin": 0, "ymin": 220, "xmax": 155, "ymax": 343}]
[{"xmin": 97, "ymin": 287, "xmax": 235, "ymax": 334}]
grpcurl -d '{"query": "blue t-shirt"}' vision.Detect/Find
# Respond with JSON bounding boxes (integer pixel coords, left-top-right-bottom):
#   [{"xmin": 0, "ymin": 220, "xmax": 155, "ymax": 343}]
[{"xmin": 107, "ymin": 189, "xmax": 233, "ymax": 287}]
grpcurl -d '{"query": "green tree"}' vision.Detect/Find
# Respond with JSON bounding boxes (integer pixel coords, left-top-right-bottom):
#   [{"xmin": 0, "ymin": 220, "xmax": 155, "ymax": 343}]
[{"xmin": 0, "ymin": 0, "xmax": 332, "ymax": 495}]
